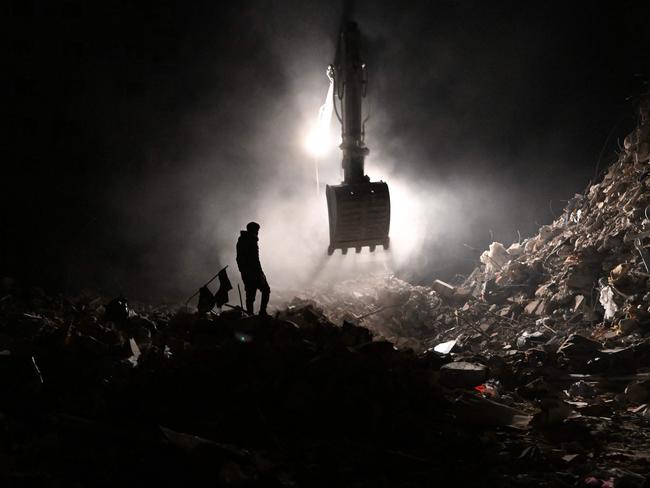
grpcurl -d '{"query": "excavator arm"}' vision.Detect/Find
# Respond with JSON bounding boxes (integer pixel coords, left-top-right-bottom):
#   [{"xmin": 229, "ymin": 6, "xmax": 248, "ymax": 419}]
[{"xmin": 326, "ymin": 21, "xmax": 391, "ymax": 255}]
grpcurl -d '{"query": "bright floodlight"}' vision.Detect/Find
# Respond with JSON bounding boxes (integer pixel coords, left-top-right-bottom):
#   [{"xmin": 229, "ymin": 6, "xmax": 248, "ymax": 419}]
[
  {"xmin": 304, "ymin": 80, "xmax": 334, "ymax": 157},
  {"xmin": 304, "ymin": 126, "xmax": 330, "ymax": 157}
]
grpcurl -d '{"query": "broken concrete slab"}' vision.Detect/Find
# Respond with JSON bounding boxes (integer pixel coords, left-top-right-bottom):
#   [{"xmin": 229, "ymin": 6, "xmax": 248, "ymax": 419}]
[{"xmin": 439, "ymin": 361, "xmax": 487, "ymax": 389}]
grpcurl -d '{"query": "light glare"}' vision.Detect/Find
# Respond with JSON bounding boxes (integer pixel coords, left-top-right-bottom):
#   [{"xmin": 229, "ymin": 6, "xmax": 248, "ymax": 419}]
[{"xmin": 304, "ymin": 80, "xmax": 334, "ymax": 157}]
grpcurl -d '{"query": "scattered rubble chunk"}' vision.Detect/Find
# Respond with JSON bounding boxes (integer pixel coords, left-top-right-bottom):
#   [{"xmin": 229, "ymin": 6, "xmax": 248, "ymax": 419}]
[
  {"xmin": 439, "ymin": 361, "xmax": 487, "ymax": 388},
  {"xmin": 432, "ymin": 279, "xmax": 455, "ymax": 298}
]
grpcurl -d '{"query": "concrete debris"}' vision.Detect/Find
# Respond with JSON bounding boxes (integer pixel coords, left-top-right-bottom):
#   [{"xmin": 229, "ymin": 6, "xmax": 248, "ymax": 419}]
[
  {"xmin": 431, "ymin": 279, "xmax": 455, "ymax": 298},
  {"xmin": 127, "ymin": 337, "xmax": 141, "ymax": 367},
  {"xmin": 600, "ymin": 285, "xmax": 619, "ymax": 320},
  {"xmin": 0, "ymin": 284, "xmax": 465, "ymax": 486},
  {"xmin": 625, "ymin": 380, "xmax": 650, "ymax": 404},
  {"xmin": 453, "ymin": 392, "xmax": 532, "ymax": 429},
  {"xmin": 281, "ymin": 108, "xmax": 650, "ymax": 485},
  {"xmin": 439, "ymin": 361, "xmax": 487, "ymax": 388},
  {"xmin": 433, "ymin": 338, "xmax": 457, "ymax": 354},
  {"xmin": 4, "ymin": 99, "xmax": 650, "ymax": 486},
  {"xmin": 480, "ymin": 242, "xmax": 512, "ymax": 278}
]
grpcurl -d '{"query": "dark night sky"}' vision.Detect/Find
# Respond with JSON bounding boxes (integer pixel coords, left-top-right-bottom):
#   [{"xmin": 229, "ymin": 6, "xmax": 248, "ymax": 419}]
[{"xmin": 4, "ymin": 0, "xmax": 650, "ymax": 300}]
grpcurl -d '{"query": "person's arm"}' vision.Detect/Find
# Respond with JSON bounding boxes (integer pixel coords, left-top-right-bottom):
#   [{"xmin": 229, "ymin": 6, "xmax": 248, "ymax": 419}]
[{"xmin": 254, "ymin": 244, "xmax": 263, "ymax": 274}]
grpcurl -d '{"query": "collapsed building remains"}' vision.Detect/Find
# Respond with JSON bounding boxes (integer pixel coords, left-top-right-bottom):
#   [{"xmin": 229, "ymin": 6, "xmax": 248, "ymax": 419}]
[{"xmin": 2, "ymin": 103, "xmax": 650, "ymax": 486}]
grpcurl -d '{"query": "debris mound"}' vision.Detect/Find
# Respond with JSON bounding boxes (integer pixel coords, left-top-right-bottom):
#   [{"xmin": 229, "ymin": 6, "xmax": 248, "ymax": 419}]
[
  {"xmin": 455, "ymin": 99, "xmax": 650, "ymax": 351},
  {"xmin": 0, "ymin": 282, "xmax": 504, "ymax": 487},
  {"xmin": 289, "ymin": 275, "xmax": 446, "ymax": 350},
  {"xmin": 3, "ymin": 100, "xmax": 650, "ymax": 487},
  {"xmin": 299, "ymin": 101, "xmax": 650, "ymax": 357},
  {"xmin": 287, "ymin": 101, "xmax": 650, "ymax": 485}
]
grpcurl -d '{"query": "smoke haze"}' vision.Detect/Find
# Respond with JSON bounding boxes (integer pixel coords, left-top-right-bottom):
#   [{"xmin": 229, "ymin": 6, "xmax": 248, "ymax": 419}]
[{"xmin": 5, "ymin": 0, "xmax": 650, "ymax": 301}]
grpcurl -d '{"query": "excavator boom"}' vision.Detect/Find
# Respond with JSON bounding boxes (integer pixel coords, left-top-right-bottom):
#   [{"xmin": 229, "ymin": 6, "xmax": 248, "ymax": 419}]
[{"xmin": 326, "ymin": 21, "xmax": 391, "ymax": 255}]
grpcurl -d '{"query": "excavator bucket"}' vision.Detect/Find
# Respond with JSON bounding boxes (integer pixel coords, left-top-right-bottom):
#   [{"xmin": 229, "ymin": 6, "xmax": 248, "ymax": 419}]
[
  {"xmin": 326, "ymin": 181, "xmax": 390, "ymax": 255},
  {"xmin": 322, "ymin": 20, "xmax": 392, "ymax": 255}
]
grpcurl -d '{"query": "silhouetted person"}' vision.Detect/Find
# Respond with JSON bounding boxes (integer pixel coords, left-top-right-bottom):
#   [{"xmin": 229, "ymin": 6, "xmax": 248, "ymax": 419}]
[{"xmin": 236, "ymin": 222, "xmax": 270, "ymax": 315}]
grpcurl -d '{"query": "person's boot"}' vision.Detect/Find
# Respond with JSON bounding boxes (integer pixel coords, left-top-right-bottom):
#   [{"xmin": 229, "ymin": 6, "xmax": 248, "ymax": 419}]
[{"xmin": 245, "ymin": 299, "xmax": 254, "ymax": 315}]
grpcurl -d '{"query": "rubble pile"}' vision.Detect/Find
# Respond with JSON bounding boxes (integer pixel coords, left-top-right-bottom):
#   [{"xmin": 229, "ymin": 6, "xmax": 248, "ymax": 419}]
[
  {"xmin": 6, "ymin": 284, "xmax": 650, "ymax": 487},
  {"xmin": 278, "ymin": 107, "xmax": 650, "ymax": 485},
  {"xmin": 296, "ymin": 105, "xmax": 650, "ymax": 358},
  {"xmin": 0, "ymin": 282, "xmax": 521, "ymax": 487},
  {"xmin": 6, "ymin": 287, "xmax": 650, "ymax": 486},
  {"xmin": 288, "ymin": 275, "xmax": 445, "ymax": 350},
  {"xmin": 443, "ymin": 103, "xmax": 650, "ymax": 352},
  {"xmin": 3, "ymin": 103, "xmax": 650, "ymax": 487}
]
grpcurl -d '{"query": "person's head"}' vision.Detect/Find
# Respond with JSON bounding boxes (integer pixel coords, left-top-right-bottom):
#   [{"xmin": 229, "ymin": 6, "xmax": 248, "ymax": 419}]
[{"xmin": 246, "ymin": 221, "xmax": 260, "ymax": 236}]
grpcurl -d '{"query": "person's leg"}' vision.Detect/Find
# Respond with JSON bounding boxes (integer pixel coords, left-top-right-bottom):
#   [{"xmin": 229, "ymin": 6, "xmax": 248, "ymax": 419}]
[
  {"xmin": 244, "ymin": 282, "xmax": 256, "ymax": 314},
  {"xmin": 258, "ymin": 274, "xmax": 270, "ymax": 315}
]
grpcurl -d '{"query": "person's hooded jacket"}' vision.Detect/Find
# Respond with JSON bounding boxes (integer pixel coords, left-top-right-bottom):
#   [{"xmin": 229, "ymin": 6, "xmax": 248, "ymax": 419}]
[{"xmin": 236, "ymin": 230, "xmax": 262, "ymax": 278}]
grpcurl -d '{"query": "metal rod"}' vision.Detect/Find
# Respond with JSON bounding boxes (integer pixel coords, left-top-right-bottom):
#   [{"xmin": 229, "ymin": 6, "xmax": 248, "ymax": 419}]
[
  {"xmin": 635, "ymin": 237, "xmax": 650, "ymax": 273},
  {"xmin": 185, "ymin": 265, "xmax": 228, "ymax": 305}
]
